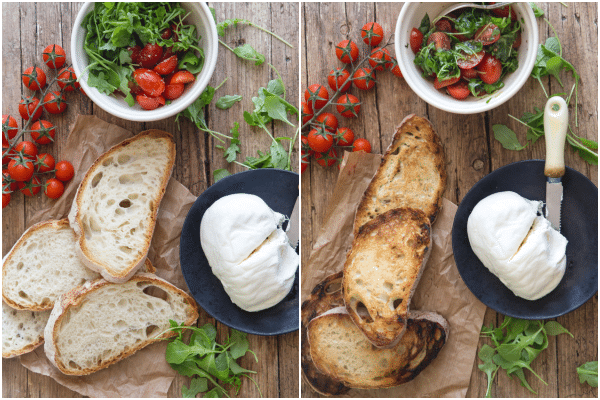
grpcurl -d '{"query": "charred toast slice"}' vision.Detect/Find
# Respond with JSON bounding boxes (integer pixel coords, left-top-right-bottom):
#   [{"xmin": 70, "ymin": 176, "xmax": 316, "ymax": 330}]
[
  {"xmin": 354, "ymin": 114, "xmax": 446, "ymax": 236},
  {"xmin": 343, "ymin": 208, "xmax": 431, "ymax": 348},
  {"xmin": 307, "ymin": 306, "xmax": 448, "ymax": 389},
  {"xmin": 301, "ymin": 272, "xmax": 350, "ymax": 396}
]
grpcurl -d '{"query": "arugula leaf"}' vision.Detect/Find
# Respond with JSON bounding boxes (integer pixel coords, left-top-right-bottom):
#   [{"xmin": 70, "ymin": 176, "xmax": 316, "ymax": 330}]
[
  {"xmin": 543, "ymin": 321, "xmax": 573, "ymax": 337},
  {"xmin": 493, "ymin": 124, "xmax": 527, "ymax": 150},
  {"xmin": 577, "ymin": 361, "xmax": 598, "ymax": 387},
  {"xmin": 478, "ymin": 344, "xmax": 499, "ymax": 397},
  {"xmin": 213, "ymin": 169, "xmax": 231, "ymax": 182},
  {"xmin": 182, "ymin": 377, "xmax": 208, "ymax": 398},
  {"xmin": 232, "ymin": 44, "xmax": 266, "ymax": 66},
  {"xmin": 216, "ymin": 95, "xmax": 243, "ymax": 110},
  {"xmin": 418, "ymin": 13, "xmax": 430, "ymax": 35},
  {"xmin": 164, "ymin": 321, "xmax": 259, "ymax": 398},
  {"xmin": 529, "ymin": 3, "xmax": 545, "ymax": 18},
  {"xmin": 179, "ymin": 50, "xmax": 205, "ymax": 74}
]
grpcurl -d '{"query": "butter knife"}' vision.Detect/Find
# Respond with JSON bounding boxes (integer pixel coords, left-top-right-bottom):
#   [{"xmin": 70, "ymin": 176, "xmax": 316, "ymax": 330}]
[
  {"xmin": 543, "ymin": 96, "xmax": 568, "ymax": 231},
  {"xmin": 287, "ymin": 195, "xmax": 300, "ymax": 250}
]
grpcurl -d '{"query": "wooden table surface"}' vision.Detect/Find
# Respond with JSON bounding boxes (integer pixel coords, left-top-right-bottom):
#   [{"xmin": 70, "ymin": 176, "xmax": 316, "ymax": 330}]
[
  {"xmin": 2, "ymin": 2, "xmax": 299, "ymax": 398},
  {"xmin": 301, "ymin": 2, "xmax": 597, "ymax": 398}
]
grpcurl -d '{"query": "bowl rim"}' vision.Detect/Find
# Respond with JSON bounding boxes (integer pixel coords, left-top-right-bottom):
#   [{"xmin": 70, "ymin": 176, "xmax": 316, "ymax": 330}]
[
  {"xmin": 395, "ymin": 2, "xmax": 539, "ymax": 114},
  {"xmin": 71, "ymin": 1, "xmax": 218, "ymax": 122}
]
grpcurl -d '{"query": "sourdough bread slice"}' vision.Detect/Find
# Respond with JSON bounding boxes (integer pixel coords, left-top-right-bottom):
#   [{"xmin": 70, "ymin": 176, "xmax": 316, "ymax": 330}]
[
  {"xmin": 68, "ymin": 130, "xmax": 176, "ymax": 283},
  {"xmin": 301, "ymin": 272, "xmax": 350, "ymax": 396},
  {"xmin": 307, "ymin": 306, "xmax": 448, "ymax": 389},
  {"xmin": 354, "ymin": 114, "xmax": 446, "ymax": 235},
  {"xmin": 44, "ymin": 273, "xmax": 198, "ymax": 375},
  {"xmin": 2, "ymin": 219, "xmax": 156, "ymax": 311},
  {"xmin": 343, "ymin": 208, "xmax": 431, "ymax": 348},
  {"xmin": 2, "ymin": 219, "xmax": 100, "ymax": 311},
  {"xmin": 2, "ymin": 301, "xmax": 51, "ymax": 358}
]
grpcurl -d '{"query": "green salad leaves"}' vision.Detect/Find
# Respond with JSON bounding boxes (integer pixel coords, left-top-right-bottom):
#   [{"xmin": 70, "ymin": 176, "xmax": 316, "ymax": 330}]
[
  {"xmin": 81, "ymin": 2, "xmax": 204, "ymax": 106},
  {"xmin": 577, "ymin": 361, "xmax": 598, "ymax": 388},
  {"xmin": 478, "ymin": 317, "xmax": 573, "ymax": 397},
  {"xmin": 163, "ymin": 321, "xmax": 260, "ymax": 398}
]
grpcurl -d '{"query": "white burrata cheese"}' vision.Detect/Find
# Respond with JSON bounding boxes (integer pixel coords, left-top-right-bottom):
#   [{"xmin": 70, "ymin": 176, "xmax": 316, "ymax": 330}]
[
  {"xmin": 200, "ymin": 194, "xmax": 298, "ymax": 312},
  {"xmin": 467, "ymin": 191, "xmax": 568, "ymax": 301}
]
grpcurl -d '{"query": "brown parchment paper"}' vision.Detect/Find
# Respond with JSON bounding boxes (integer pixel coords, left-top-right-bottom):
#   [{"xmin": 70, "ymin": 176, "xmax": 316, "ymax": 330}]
[
  {"xmin": 19, "ymin": 115, "xmax": 197, "ymax": 398},
  {"xmin": 301, "ymin": 151, "xmax": 488, "ymax": 398}
]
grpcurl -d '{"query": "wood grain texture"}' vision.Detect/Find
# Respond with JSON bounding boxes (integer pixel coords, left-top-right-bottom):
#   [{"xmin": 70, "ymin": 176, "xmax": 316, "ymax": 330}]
[
  {"xmin": 2, "ymin": 2, "xmax": 299, "ymax": 398},
  {"xmin": 301, "ymin": 2, "xmax": 597, "ymax": 398}
]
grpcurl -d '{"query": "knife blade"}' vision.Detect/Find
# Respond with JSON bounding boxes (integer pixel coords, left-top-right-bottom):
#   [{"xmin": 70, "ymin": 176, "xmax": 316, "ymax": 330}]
[
  {"xmin": 287, "ymin": 195, "xmax": 300, "ymax": 250},
  {"xmin": 543, "ymin": 96, "xmax": 568, "ymax": 231}
]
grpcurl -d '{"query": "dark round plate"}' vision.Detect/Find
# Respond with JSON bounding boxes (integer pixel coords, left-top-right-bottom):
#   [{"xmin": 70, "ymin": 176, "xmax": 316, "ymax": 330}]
[
  {"xmin": 452, "ymin": 160, "xmax": 598, "ymax": 319},
  {"xmin": 180, "ymin": 169, "xmax": 299, "ymax": 335}
]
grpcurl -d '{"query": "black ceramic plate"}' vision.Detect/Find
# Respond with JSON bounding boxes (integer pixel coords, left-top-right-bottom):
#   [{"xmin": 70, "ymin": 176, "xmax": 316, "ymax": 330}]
[
  {"xmin": 452, "ymin": 160, "xmax": 598, "ymax": 319},
  {"xmin": 180, "ymin": 169, "xmax": 299, "ymax": 335}
]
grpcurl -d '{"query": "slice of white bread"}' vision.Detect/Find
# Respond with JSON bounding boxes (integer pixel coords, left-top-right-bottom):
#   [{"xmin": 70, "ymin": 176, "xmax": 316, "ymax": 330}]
[
  {"xmin": 2, "ymin": 219, "xmax": 156, "ymax": 311},
  {"xmin": 308, "ymin": 306, "xmax": 448, "ymax": 389},
  {"xmin": 2, "ymin": 301, "xmax": 51, "ymax": 358},
  {"xmin": 301, "ymin": 272, "xmax": 350, "ymax": 396},
  {"xmin": 44, "ymin": 273, "xmax": 198, "ymax": 375},
  {"xmin": 68, "ymin": 130, "xmax": 176, "ymax": 283},
  {"xmin": 343, "ymin": 208, "xmax": 431, "ymax": 348},
  {"xmin": 354, "ymin": 114, "xmax": 446, "ymax": 236},
  {"xmin": 2, "ymin": 219, "xmax": 100, "ymax": 311}
]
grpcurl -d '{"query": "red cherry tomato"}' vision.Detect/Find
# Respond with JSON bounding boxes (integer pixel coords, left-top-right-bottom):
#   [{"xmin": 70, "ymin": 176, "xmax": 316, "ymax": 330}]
[
  {"xmin": 18, "ymin": 96, "xmax": 42, "ymax": 121},
  {"xmin": 55, "ymin": 160, "xmax": 74, "ymax": 182},
  {"xmin": 42, "ymin": 44, "xmax": 66, "ymax": 69},
  {"xmin": 22, "ymin": 67, "xmax": 47, "ymax": 90}
]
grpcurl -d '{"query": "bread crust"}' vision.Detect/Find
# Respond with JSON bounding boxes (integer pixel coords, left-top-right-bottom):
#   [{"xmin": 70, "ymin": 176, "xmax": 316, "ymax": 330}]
[
  {"xmin": 2, "ymin": 219, "xmax": 73, "ymax": 311},
  {"xmin": 354, "ymin": 114, "xmax": 446, "ymax": 236},
  {"xmin": 44, "ymin": 272, "xmax": 198, "ymax": 375},
  {"xmin": 343, "ymin": 208, "xmax": 431, "ymax": 348},
  {"xmin": 68, "ymin": 129, "xmax": 176, "ymax": 283},
  {"xmin": 301, "ymin": 272, "xmax": 350, "ymax": 396},
  {"xmin": 2, "ymin": 337, "xmax": 44, "ymax": 358}
]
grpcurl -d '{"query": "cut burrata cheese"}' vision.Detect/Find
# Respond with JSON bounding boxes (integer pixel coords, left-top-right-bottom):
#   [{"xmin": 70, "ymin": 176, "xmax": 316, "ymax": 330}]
[
  {"xmin": 467, "ymin": 191, "xmax": 568, "ymax": 301},
  {"xmin": 200, "ymin": 194, "xmax": 298, "ymax": 312}
]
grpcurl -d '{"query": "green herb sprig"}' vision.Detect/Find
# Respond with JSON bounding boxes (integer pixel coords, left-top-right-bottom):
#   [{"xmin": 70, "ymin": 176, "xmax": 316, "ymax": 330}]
[
  {"xmin": 162, "ymin": 320, "xmax": 261, "ymax": 398},
  {"xmin": 577, "ymin": 361, "xmax": 598, "ymax": 388},
  {"xmin": 478, "ymin": 316, "xmax": 573, "ymax": 397}
]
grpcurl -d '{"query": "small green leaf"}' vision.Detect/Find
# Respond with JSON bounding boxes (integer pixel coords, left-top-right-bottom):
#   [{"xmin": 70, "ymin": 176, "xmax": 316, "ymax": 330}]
[
  {"xmin": 213, "ymin": 169, "xmax": 231, "ymax": 182},
  {"xmin": 543, "ymin": 321, "xmax": 574, "ymax": 337},
  {"xmin": 232, "ymin": 44, "xmax": 265, "ymax": 66},
  {"xmin": 216, "ymin": 94, "xmax": 243, "ymax": 110},
  {"xmin": 493, "ymin": 124, "xmax": 527, "ymax": 150},
  {"xmin": 529, "ymin": 2, "xmax": 545, "ymax": 17},
  {"xmin": 182, "ymin": 377, "xmax": 208, "ymax": 398},
  {"xmin": 577, "ymin": 361, "xmax": 598, "ymax": 387}
]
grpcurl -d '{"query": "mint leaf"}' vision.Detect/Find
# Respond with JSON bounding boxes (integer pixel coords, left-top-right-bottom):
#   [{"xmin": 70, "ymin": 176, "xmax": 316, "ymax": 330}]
[
  {"xmin": 216, "ymin": 95, "xmax": 243, "ymax": 110},
  {"xmin": 577, "ymin": 361, "xmax": 598, "ymax": 387},
  {"xmin": 493, "ymin": 124, "xmax": 527, "ymax": 150}
]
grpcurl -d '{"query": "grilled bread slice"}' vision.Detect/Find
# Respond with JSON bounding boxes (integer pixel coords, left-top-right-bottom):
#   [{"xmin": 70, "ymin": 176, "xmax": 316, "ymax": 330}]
[
  {"xmin": 343, "ymin": 208, "xmax": 431, "ymax": 348},
  {"xmin": 353, "ymin": 114, "xmax": 446, "ymax": 236},
  {"xmin": 308, "ymin": 306, "xmax": 448, "ymax": 389},
  {"xmin": 44, "ymin": 273, "xmax": 198, "ymax": 375},
  {"xmin": 301, "ymin": 272, "xmax": 350, "ymax": 396},
  {"xmin": 2, "ymin": 301, "xmax": 51, "ymax": 358},
  {"xmin": 68, "ymin": 130, "xmax": 176, "ymax": 283},
  {"xmin": 2, "ymin": 219, "xmax": 101, "ymax": 311}
]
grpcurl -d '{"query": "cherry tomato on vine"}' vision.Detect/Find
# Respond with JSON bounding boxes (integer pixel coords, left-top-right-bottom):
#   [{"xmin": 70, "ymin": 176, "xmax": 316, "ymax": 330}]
[
  {"xmin": 307, "ymin": 128, "xmax": 334, "ymax": 154},
  {"xmin": 22, "ymin": 67, "xmax": 47, "ymax": 91},
  {"xmin": 14, "ymin": 141, "xmax": 38, "ymax": 160},
  {"xmin": 368, "ymin": 48, "xmax": 392, "ymax": 71},
  {"xmin": 57, "ymin": 67, "xmax": 80, "ymax": 91},
  {"xmin": 335, "ymin": 39, "xmax": 359, "ymax": 64},
  {"xmin": 353, "ymin": 138, "xmax": 372, "ymax": 153},
  {"xmin": 327, "ymin": 68, "xmax": 352, "ymax": 93},
  {"xmin": 304, "ymin": 84, "xmax": 329, "ymax": 111},
  {"xmin": 42, "ymin": 44, "xmax": 66, "ymax": 69},
  {"xmin": 336, "ymin": 127, "xmax": 355, "ymax": 147},
  {"xmin": 336, "ymin": 94, "xmax": 361, "ymax": 118},
  {"xmin": 18, "ymin": 175, "xmax": 41, "ymax": 196},
  {"xmin": 36, "ymin": 153, "xmax": 55, "ymax": 173},
  {"xmin": 361, "ymin": 22, "xmax": 384, "ymax": 46},
  {"xmin": 43, "ymin": 91, "xmax": 68, "ymax": 114},
  {"xmin": 301, "ymin": 102, "xmax": 313, "ymax": 125},
  {"xmin": 19, "ymin": 96, "xmax": 42, "ymax": 121},
  {"xmin": 2, "ymin": 115, "xmax": 18, "ymax": 147},
  {"xmin": 353, "ymin": 68, "xmax": 376, "ymax": 90},
  {"xmin": 314, "ymin": 148, "xmax": 338, "ymax": 168},
  {"xmin": 30, "ymin": 120, "xmax": 56, "ymax": 145},
  {"xmin": 44, "ymin": 178, "xmax": 64, "ymax": 199},
  {"xmin": 314, "ymin": 112, "xmax": 338, "ymax": 133},
  {"xmin": 7, "ymin": 157, "xmax": 34, "ymax": 182}
]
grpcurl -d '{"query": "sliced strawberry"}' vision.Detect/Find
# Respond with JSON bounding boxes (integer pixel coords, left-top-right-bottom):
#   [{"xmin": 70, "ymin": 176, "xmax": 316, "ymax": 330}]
[
  {"xmin": 163, "ymin": 84, "xmax": 185, "ymax": 100},
  {"xmin": 460, "ymin": 67, "xmax": 479, "ymax": 81},
  {"xmin": 513, "ymin": 30, "xmax": 522, "ymax": 49},
  {"xmin": 133, "ymin": 68, "xmax": 165, "ymax": 97},
  {"xmin": 136, "ymin": 94, "xmax": 165, "ymax": 110},
  {"xmin": 154, "ymin": 55, "xmax": 178, "ymax": 76},
  {"xmin": 433, "ymin": 75, "xmax": 460, "ymax": 89},
  {"xmin": 492, "ymin": 4, "xmax": 518, "ymax": 21},
  {"xmin": 456, "ymin": 48, "xmax": 485, "ymax": 69},
  {"xmin": 410, "ymin": 28, "xmax": 424, "ymax": 54},
  {"xmin": 447, "ymin": 80, "xmax": 470, "ymax": 100},
  {"xmin": 170, "ymin": 71, "xmax": 195, "ymax": 85},
  {"xmin": 138, "ymin": 43, "xmax": 163, "ymax": 69},
  {"xmin": 128, "ymin": 45, "xmax": 142, "ymax": 64},
  {"xmin": 435, "ymin": 19, "xmax": 453, "ymax": 33}
]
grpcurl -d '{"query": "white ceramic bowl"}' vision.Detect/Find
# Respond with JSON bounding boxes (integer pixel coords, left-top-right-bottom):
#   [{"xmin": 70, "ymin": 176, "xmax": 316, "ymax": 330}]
[
  {"xmin": 395, "ymin": 2, "xmax": 538, "ymax": 114},
  {"xmin": 71, "ymin": 2, "xmax": 218, "ymax": 122}
]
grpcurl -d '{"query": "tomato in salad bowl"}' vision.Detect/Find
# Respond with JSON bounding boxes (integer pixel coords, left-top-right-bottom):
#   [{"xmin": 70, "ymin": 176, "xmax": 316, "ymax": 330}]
[
  {"xmin": 71, "ymin": 2, "xmax": 218, "ymax": 121},
  {"xmin": 395, "ymin": 2, "xmax": 538, "ymax": 114}
]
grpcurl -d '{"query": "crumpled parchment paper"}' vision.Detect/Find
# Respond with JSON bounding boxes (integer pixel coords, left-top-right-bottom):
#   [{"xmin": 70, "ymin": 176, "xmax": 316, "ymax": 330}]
[{"xmin": 301, "ymin": 151, "xmax": 487, "ymax": 397}]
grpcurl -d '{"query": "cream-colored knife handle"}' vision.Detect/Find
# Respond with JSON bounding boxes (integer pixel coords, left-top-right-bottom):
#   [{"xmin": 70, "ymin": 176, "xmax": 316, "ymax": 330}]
[{"xmin": 543, "ymin": 97, "xmax": 568, "ymax": 178}]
